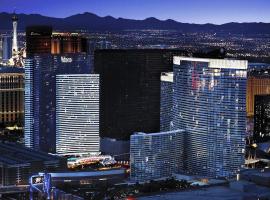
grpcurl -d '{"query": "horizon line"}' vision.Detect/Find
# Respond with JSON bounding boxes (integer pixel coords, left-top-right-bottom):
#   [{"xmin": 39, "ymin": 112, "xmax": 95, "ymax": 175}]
[{"xmin": 0, "ymin": 11, "xmax": 268, "ymax": 26}]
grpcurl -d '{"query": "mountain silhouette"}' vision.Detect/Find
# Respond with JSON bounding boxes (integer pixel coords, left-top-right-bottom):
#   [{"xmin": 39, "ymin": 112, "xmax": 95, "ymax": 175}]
[{"xmin": 0, "ymin": 12, "xmax": 269, "ymax": 34}]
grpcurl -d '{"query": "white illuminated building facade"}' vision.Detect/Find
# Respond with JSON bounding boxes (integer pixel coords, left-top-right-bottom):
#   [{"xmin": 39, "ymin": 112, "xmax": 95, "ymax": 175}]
[
  {"xmin": 56, "ymin": 74, "xmax": 100, "ymax": 155},
  {"xmin": 130, "ymin": 129, "xmax": 185, "ymax": 182}
]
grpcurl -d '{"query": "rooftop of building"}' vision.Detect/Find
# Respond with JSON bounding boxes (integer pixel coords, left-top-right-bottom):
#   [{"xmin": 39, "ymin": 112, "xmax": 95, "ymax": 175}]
[
  {"xmin": 56, "ymin": 74, "xmax": 99, "ymax": 78},
  {"xmin": 132, "ymin": 129, "xmax": 185, "ymax": 138},
  {"xmin": 137, "ymin": 184, "xmax": 270, "ymax": 200},
  {"xmin": 161, "ymin": 72, "xmax": 173, "ymax": 82},
  {"xmin": 173, "ymin": 56, "xmax": 248, "ymax": 70},
  {"xmin": 0, "ymin": 142, "xmax": 63, "ymax": 166}
]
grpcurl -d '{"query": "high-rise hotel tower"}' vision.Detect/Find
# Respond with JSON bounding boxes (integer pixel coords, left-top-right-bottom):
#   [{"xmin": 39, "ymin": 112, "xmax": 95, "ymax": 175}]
[
  {"xmin": 24, "ymin": 26, "xmax": 92, "ymax": 153},
  {"xmin": 172, "ymin": 57, "xmax": 247, "ymax": 177},
  {"xmin": 56, "ymin": 74, "xmax": 100, "ymax": 155}
]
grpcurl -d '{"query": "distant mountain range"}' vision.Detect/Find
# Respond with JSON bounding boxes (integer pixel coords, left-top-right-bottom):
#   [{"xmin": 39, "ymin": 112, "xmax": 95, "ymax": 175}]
[{"xmin": 0, "ymin": 12, "xmax": 270, "ymax": 34}]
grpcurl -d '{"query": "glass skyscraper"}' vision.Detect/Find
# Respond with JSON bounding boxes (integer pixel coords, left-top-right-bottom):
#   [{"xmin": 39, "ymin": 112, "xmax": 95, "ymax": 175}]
[
  {"xmin": 160, "ymin": 72, "xmax": 173, "ymax": 132},
  {"xmin": 25, "ymin": 54, "xmax": 55, "ymax": 152},
  {"xmin": 172, "ymin": 57, "xmax": 247, "ymax": 177},
  {"xmin": 56, "ymin": 74, "xmax": 100, "ymax": 155},
  {"xmin": 94, "ymin": 49, "xmax": 186, "ymax": 141},
  {"xmin": 24, "ymin": 59, "xmax": 34, "ymax": 149},
  {"xmin": 130, "ymin": 129, "xmax": 185, "ymax": 182},
  {"xmin": 24, "ymin": 53, "xmax": 91, "ymax": 153}
]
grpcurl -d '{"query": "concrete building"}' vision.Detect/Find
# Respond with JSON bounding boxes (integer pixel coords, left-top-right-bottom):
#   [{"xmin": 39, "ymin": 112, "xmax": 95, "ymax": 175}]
[
  {"xmin": 130, "ymin": 129, "xmax": 185, "ymax": 182},
  {"xmin": 51, "ymin": 32, "xmax": 88, "ymax": 54},
  {"xmin": 0, "ymin": 66, "xmax": 24, "ymax": 125},
  {"xmin": 254, "ymin": 95, "xmax": 270, "ymax": 143},
  {"xmin": 25, "ymin": 27, "xmax": 88, "ymax": 56},
  {"xmin": 247, "ymin": 63, "xmax": 270, "ymax": 117},
  {"xmin": 56, "ymin": 74, "xmax": 100, "ymax": 155}
]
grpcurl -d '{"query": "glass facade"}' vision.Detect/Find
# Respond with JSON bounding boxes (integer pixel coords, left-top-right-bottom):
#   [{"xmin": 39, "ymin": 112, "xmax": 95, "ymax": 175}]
[
  {"xmin": 24, "ymin": 53, "xmax": 91, "ymax": 153},
  {"xmin": 94, "ymin": 50, "xmax": 186, "ymax": 141},
  {"xmin": 130, "ymin": 130, "xmax": 185, "ymax": 182},
  {"xmin": 24, "ymin": 59, "xmax": 34, "ymax": 148},
  {"xmin": 172, "ymin": 57, "xmax": 247, "ymax": 177},
  {"xmin": 25, "ymin": 54, "xmax": 55, "ymax": 152},
  {"xmin": 160, "ymin": 72, "xmax": 173, "ymax": 132},
  {"xmin": 56, "ymin": 74, "xmax": 100, "ymax": 155}
]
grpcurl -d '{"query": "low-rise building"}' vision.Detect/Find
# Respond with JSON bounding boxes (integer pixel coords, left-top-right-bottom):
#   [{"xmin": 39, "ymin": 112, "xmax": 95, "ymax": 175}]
[
  {"xmin": 130, "ymin": 129, "xmax": 185, "ymax": 182},
  {"xmin": 0, "ymin": 142, "xmax": 66, "ymax": 186}
]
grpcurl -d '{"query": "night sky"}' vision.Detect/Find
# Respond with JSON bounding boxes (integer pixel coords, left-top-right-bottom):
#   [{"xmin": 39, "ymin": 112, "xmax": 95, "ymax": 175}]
[{"xmin": 1, "ymin": 0, "xmax": 269, "ymax": 24}]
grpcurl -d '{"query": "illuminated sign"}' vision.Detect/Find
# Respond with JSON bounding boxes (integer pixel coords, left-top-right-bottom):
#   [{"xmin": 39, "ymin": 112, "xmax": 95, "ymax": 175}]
[{"xmin": 61, "ymin": 56, "xmax": 73, "ymax": 63}]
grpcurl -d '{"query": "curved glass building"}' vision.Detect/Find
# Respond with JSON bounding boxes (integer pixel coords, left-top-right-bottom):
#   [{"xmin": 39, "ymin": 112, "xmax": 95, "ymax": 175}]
[
  {"xmin": 172, "ymin": 57, "xmax": 247, "ymax": 177},
  {"xmin": 130, "ymin": 129, "xmax": 185, "ymax": 182}
]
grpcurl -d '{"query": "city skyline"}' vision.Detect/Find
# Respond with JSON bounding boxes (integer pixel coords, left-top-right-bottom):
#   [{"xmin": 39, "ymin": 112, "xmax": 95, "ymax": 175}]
[
  {"xmin": 0, "ymin": 2, "xmax": 269, "ymax": 199},
  {"xmin": 1, "ymin": 0, "xmax": 270, "ymax": 24}
]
